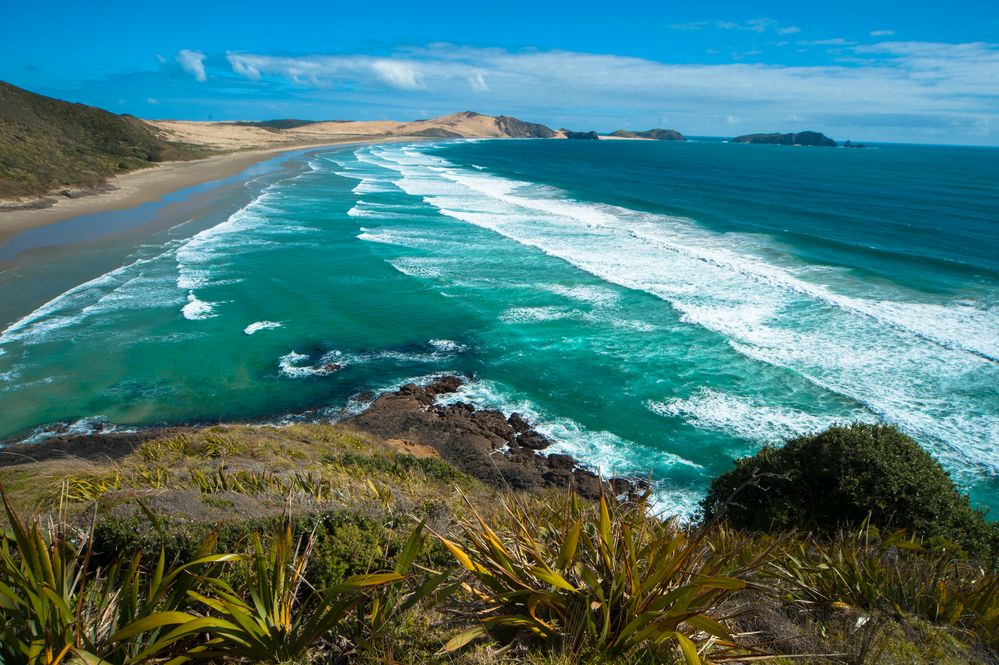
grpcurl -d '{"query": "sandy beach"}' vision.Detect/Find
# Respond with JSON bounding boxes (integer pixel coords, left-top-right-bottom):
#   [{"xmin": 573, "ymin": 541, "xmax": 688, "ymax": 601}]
[
  {"xmin": 0, "ymin": 108, "xmax": 554, "ymax": 245},
  {"xmin": 0, "ymin": 138, "xmax": 400, "ymax": 245}
]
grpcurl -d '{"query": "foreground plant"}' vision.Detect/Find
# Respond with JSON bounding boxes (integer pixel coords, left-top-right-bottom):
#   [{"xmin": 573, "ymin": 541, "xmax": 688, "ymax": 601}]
[
  {"xmin": 436, "ymin": 490, "xmax": 768, "ymax": 663},
  {"xmin": 0, "ymin": 487, "xmax": 235, "ymax": 665},
  {"xmin": 772, "ymin": 524, "xmax": 999, "ymax": 649},
  {"xmin": 179, "ymin": 518, "xmax": 421, "ymax": 663}
]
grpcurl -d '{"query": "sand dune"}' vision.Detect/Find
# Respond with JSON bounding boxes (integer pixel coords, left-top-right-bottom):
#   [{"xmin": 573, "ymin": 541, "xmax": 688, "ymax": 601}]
[{"xmin": 150, "ymin": 111, "xmax": 555, "ymax": 151}]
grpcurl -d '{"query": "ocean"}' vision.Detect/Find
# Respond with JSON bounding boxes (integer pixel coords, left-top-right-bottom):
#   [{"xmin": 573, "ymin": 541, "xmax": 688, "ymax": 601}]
[{"xmin": 1, "ymin": 138, "xmax": 997, "ymax": 515}]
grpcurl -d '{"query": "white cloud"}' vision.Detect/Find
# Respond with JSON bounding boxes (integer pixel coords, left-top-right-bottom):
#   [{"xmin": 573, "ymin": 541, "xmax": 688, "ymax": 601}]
[
  {"xmin": 870, "ymin": 30, "xmax": 896, "ymax": 37},
  {"xmin": 798, "ymin": 38, "xmax": 855, "ymax": 46},
  {"xmin": 468, "ymin": 72, "xmax": 490, "ymax": 92},
  {"xmin": 671, "ymin": 18, "xmax": 798, "ymax": 35},
  {"xmin": 146, "ymin": 97, "xmax": 158, "ymax": 105},
  {"xmin": 223, "ymin": 41, "xmax": 999, "ymax": 142},
  {"xmin": 176, "ymin": 49, "xmax": 207, "ymax": 82}
]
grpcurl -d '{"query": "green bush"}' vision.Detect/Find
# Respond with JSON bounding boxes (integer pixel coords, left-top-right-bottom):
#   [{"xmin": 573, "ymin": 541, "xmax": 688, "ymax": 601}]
[{"xmin": 701, "ymin": 423, "xmax": 997, "ymax": 557}]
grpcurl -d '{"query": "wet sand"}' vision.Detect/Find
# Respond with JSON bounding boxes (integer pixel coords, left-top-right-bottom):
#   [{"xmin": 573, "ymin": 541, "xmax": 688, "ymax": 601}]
[{"xmin": 0, "ymin": 137, "xmax": 409, "ymax": 245}]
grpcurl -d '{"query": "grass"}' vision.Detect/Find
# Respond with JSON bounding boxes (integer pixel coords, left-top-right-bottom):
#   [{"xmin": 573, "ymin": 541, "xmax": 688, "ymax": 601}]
[
  {"xmin": 0, "ymin": 81, "xmax": 210, "ymax": 200},
  {"xmin": 0, "ymin": 422, "xmax": 995, "ymax": 664}
]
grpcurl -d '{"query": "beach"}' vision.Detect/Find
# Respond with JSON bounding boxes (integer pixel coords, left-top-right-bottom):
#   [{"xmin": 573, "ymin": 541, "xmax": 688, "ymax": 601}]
[{"xmin": 0, "ymin": 137, "xmax": 411, "ymax": 245}]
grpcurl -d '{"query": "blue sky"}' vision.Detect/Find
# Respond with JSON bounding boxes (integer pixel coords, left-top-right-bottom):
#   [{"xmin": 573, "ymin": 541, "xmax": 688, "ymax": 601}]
[{"xmin": 3, "ymin": 0, "xmax": 998, "ymax": 144}]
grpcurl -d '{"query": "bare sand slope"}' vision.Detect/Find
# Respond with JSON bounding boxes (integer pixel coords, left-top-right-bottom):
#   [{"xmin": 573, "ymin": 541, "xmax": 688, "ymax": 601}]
[{"xmin": 150, "ymin": 111, "xmax": 547, "ymax": 150}]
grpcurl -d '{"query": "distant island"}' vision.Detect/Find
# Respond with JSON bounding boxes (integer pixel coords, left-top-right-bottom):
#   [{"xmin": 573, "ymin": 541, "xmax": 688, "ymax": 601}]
[
  {"xmin": 560, "ymin": 128, "xmax": 600, "ymax": 140},
  {"xmin": 608, "ymin": 128, "xmax": 685, "ymax": 141},
  {"xmin": 731, "ymin": 131, "xmax": 837, "ymax": 147}
]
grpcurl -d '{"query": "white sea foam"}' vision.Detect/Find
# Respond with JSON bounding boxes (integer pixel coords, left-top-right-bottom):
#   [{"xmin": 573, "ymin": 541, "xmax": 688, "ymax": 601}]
[
  {"xmin": 182, "ymin": 293, "xmax": 217, "ymax": 320},
  {"xmin": 278, "ymin": 351, "xmax": 342, "ymax": 378},
  {"xmin": 545, "ymin": 284, "xmax": 620, "ymax": 307},
  {"xmin": 244, "ymin": 321, "xmax": 283, "ymax": 335},
  {"xmin": 429, "ymin": 339, "xmax": 467, "ymax": 353},
  {"xmin": 18, "ymin": 417, "xmax": 134, "ymax": 445},
  {"xmin": 499, "ymin": 306, "xmax": 579, "ymax": 323},
  {"xmin": 358, "ymin": 228, "xmax": 442, "ymax": 249},
  {"xmin": 387, "ymin": 257, "xmax": 456, "ymax": 279},
  {"xmin": 648, "ymin": 388, "xmax": 875, "ymax": 452},
  {"xmin": 436, "ymin": 378, "xmax": 704, "ymax": 515},
  {"xmin": 354, "ymin": 142, "xmax": 999, "ymax": 484},
  {"xmin": 0, "ymin": 253, "xmax": 170, "ymax": 346}
]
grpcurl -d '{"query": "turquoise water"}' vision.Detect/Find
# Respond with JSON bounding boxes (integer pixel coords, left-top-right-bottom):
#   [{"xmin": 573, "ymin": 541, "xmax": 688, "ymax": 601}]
[{"xmin": 1, "ymin": 139, "xmax": 997, "ymax": 514}]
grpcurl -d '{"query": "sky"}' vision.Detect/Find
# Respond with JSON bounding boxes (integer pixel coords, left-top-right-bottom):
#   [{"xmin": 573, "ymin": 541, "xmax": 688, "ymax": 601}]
[{"xmin": 3, "ymin": 0, "xmax": 998, "ymax": 145}]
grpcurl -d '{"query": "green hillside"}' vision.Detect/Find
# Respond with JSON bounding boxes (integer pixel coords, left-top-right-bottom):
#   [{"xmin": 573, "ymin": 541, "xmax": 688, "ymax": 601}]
[{"xmin": 0, "ymin": 81, "xmax": 208, "ymax": 200}]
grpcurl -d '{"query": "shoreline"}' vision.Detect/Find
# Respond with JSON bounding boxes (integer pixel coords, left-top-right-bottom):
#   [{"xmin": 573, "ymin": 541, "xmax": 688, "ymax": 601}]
[
  {"xmin": 0, "ymin": 136, "xmax": 417, "ymax": 245},
  {"xmin": 0, "ymin": 375, "xmax": 644, "ymax": 500}
]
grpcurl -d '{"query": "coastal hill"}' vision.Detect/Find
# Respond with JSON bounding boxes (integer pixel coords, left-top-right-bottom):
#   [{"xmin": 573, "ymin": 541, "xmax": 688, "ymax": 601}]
[
  {"xmin": 148, "ymin": 110, "xmax": 558, "ymax": 151},
  {"xmin": 0, "ymin": 82, "xmax": 561, "ymax": 203},
  {"xmin": 732, "ymin": 130, "xmax": 837, "ymax": 146},
  {"xmin": 0, "ymin": 81, "xmax": 207, "ymax": 199},
  {"xmin": 608, "ymin": 128, "xmax": 686, "ymax": 141}
]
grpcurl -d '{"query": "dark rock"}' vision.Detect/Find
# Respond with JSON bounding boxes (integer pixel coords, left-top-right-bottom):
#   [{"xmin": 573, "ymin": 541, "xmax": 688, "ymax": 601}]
[
  {"xmin": 560, "ymin": 129, "xmax": 600, "ymax": 140},
  {"xmin": 345, "ymin": 375, "xmax": 635, "ymax": 499},
  {"xmin": 320, "ymin": 363, "xmax": 342, "ymax": 373},
  {"xmin": 507, "ymin": 412, "xmax": 531, "ymax": 433},
  {"xmin": 426, "ymin": 376, "xmax": 464, "ymax": 395},
  {"xmin": 731, "ymin": 131, "xmax": 836, "ymax": 147},
  {"xmin": 516, "ymin": 430, "xmax": 552, "ymax": 450}
]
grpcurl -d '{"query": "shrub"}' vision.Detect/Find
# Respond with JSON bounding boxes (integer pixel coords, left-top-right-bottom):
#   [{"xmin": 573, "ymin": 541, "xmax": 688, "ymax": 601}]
[
  {"xmin": 701, "ymin": 423, "xmax": 997, "ymax": 556},
  {"xmin": 435, "ymin": 490, "xmax": 768, "ymax": 663}
]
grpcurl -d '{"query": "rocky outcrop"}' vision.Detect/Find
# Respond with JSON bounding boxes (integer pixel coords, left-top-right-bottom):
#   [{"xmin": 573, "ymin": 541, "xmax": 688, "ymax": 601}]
[
  {"xmin": 731, "ymin": 131, "xmax": 836, "ymax": 147},
  {"xmin": 560, "ymin": 129, "xmax": 600, "ymax": 140},
  {"xmin": 495, "ymin": 115, "xmax": 558, "ymax": 138},
  {"xmin": 609, "ymin": 128, "xmax": 685, "ymax": 141},
  {"xmin": 346, "ymin": 376, "xmax": 643, "ymax": 499}
]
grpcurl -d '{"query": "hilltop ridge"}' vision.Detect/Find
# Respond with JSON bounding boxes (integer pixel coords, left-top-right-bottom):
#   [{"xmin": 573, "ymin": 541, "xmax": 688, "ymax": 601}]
[
  {"xmin": 0, "ymin": 81, "xmax": 207, "ymax": 200},
  {"xmin": 0, "ymin": 82, "xmax": 560, "ymax": 203}
]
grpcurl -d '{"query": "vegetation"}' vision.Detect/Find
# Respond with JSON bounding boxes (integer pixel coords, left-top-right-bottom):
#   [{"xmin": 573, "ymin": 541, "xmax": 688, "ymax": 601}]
[
  {"xmin": 701, "ymin": 423, "xmax": 998, "ymax": 557},
  {"xmin": 0, "ymin": 81, "xmax": 209, "ymax": 200},
  {"xmin": 0, "ymin": 422, "xmax": 996, "ymax": 663},
  {"xmin": 436, "ymin": 490, "xmax": 764, "ymax": 662}
]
